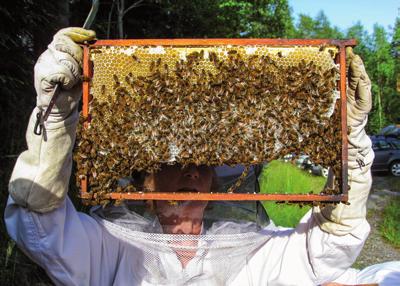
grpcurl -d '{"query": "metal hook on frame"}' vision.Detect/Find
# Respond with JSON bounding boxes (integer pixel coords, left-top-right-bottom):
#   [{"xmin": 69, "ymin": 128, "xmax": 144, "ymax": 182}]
[{"xmin": 34, "ymin": 0, "xmax": 99, "ymax": 138}]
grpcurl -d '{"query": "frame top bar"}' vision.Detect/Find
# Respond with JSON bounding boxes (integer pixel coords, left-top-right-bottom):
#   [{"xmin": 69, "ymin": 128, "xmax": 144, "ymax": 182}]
[{"xmin": 91, "ymin": 38, "xmax": 357, "ymax": 47}]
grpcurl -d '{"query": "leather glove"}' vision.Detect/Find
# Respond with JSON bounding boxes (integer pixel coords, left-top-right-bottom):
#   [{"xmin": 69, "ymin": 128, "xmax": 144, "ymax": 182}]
[
  {"xmin": 35, "ymin": 27, "xmax": 96, "ymax": 123},
  {"xmin": 313, "ymin": 47, "xmax": 374, "ymax": 236},
  {"xmin": 9, "ymin": 28, "xmax": 96, "ymax": 213}
]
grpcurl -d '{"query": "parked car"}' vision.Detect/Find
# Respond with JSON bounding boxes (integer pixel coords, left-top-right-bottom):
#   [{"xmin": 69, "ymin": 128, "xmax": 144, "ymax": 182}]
[
  {"xmin": 379, "ymin": 125, "xmax": 400, "ymax": 138},
  {"xmin": 370, "ymin": 135, "xmax": 400, "ymax": 176},
  {"xmin": 295, "ymin": 154, "xmax": 328, "ymax": 177}
]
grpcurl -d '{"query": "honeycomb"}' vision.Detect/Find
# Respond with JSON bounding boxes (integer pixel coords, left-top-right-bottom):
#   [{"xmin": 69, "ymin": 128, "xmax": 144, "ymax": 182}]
[
  {"xmin": 90, "ymin": 45, "xmax": 338, "ymax": 102},
  {"xmin": 75, "ymin": 44, "xmax": 343, "ymax": 197}
]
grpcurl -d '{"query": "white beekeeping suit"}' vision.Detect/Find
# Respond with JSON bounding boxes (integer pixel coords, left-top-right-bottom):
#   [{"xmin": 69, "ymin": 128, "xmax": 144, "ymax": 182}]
[{"xmin": 5, "ymin": 28, "xmax": 376, "ymax": 286}]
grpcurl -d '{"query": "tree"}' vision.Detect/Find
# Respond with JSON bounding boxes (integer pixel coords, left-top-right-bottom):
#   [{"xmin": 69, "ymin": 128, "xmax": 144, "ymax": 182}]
[
  {"xmin": 104, "ymin": 0, "xmax": 294, "ymax": 39},
  {"xmin": 105, "ymin": 0, "xmax": 145, "ymax": 38},
  {"xmin": 391, "ymin": 18, "xmax": 400, "ymax": 122},
  {"xmin": 103, "ymin": 0, "xmax": 223, "ymax": 38},
  {"xmin": 292, "ymin": 11, "xmax": 343, "ymax": 39},
  {"xmin": 217, "ymin": 0, "xmax": 294, "ymax": 38},
  {"xmin": 367, "ymin": 24, "xmax": 396, "ymax": 133},
  {"xmin": 346, "ymin": 22, "xmax": 372, "ymax": 61}
]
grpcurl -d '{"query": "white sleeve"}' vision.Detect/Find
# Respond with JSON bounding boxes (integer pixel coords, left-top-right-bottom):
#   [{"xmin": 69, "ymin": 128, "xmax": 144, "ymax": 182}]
[
  {"xmin": 306, "ymin": 210, "xmax": 370, "ymax": 284},
  {"xmin": 4, "ymin": 195, "xmax": 120, "ymax": 286},
  {"xmin": 8, "ymin": 108, "xmax": 79, "ymax": 213},
  {"xmin": 244, "ymin": 210, "xmax": 369, "ymax": 285},
  {"xmin": 333, "ymin": 261, "xmax": 400, "ymax": 286}
]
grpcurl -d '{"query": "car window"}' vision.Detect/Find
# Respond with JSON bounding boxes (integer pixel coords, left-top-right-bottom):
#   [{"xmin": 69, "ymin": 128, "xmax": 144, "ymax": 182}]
[
  {"xmin": 378, "ymin": 140, "xmax": 392, "ymax": 150},
  {"xmin": 372, "ymin": 141, "xmax": 380, "ymax": 150},
  {"xmin": 389, "ymin": 141, "xmax": 400, "ymax": 149}
]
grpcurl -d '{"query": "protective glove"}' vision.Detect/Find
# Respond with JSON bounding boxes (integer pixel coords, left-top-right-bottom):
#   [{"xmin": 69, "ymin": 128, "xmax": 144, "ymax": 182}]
[
  {"xmin": 313, "ymin": 47, "xmax": 374, "ymax": 236},
  {"xmin": 35, "ymin": 27, "xmax": 96, "ymax": 123},
  {"xmin": 9, "ymin": 28, "xmax": 96, "ymax": 213}
]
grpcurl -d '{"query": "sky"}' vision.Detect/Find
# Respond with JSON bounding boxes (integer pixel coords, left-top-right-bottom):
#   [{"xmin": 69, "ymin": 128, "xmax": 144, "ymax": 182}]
[{"xmin": 289, "ymin": 0, "xmax": 399, "ymax": 35}]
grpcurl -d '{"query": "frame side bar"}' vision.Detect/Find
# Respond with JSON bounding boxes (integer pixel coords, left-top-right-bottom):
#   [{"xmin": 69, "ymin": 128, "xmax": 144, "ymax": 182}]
[
  {"xmin": 340, "ymin": 46, "xmax": 349, "ymax": 200},
  {"xmin": 82, "ymin": 46, "xmax": 90, "ymax": 119},
  {"xmin": 81, "ymin": 46, "xmax": 91, "ymax": 198}
]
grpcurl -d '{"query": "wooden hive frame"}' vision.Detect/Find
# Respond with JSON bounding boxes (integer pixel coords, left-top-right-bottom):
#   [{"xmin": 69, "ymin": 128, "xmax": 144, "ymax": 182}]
[{"xmin": 79, "ymin": 38, "xmax": 356, "ymax": 203}]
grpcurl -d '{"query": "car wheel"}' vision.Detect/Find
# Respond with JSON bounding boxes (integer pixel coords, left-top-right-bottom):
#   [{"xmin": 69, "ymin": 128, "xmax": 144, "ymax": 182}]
[{"xmin": 390, "ymin": 161, "xmax": 400, "ymax": 176}]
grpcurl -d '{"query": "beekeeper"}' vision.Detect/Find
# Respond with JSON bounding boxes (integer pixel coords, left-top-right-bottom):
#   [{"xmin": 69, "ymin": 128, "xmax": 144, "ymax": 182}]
[{"xmin": 5, "ymin": 28, "xmax": 375, "ymax": 286}]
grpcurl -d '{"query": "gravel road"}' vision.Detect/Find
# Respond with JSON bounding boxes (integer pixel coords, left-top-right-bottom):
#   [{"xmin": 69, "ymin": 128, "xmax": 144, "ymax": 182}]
[{"xmin": 354, "ymin": 173, "xmax": 400, "ymax": 269}]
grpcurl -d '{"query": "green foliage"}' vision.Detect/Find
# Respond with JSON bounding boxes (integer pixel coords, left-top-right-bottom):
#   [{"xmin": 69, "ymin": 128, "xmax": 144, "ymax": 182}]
[
  {"xmin": 390, "ymin": 18, "xmax": 400, "ymax": 121},
  {"xmin": 346, "ymin": 22, "xmax": 372, "ymax": 59},
  {"xmin": 262, "ymin": 202, "xmax": 310, "ymax": 228},
  {"xmin": 366, "ymin": 25, "xmax": 396, "ymax": 133},
  {"xmin": 292, "ymin": 11, "xmax": 343, "ymax": 39},
  {"xmin": 292, "ymin": 13, "xmax": 400, "ymax": 133},
  {"xmin": 103, "ymin": 0, "xmax": 294, "ymax": 39},
  {"xmin": 380, "ymin": 197, "xmax": 400, "ymax": 248},
  {"xmin": 259, "ymin": 160, "xmax": 325, "ymax": 227},
  {"xmin": 123, "ymin": 0, "xmax": 222, "ymax": 38},
  {"xmin": 217, "ymin": 0, "xmax": 294, "ymax": 37}
]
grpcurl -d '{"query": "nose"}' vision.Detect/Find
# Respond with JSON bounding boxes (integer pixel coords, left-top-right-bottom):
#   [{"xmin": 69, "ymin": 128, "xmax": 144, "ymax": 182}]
[{"xmin": 183, "ymin": 165, "xmax": 200, "ymax": 179}]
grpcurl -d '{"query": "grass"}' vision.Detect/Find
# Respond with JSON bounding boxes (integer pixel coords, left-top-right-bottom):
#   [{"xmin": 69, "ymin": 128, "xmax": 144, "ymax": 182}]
[
  {"xmin": 380, "ymin": 197, "xmax": 400, "ymax": 248},
  {"xmin": 259, "ymin": 160, "xmax": 326, "ymax": 228}
]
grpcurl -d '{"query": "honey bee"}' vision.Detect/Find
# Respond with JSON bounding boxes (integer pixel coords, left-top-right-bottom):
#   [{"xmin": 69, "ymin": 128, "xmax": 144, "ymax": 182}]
[
  {"xmin": 113, "ymin": 82, "xmax": 120, "ymax": 90},
  {"xmin": 76, "ymin": 45, "xmax": 343, "ymax": 205},
  {"xmin": 131, "ymin": 54, "xmax": 140, "ymax": 63},
  {"xmin": 112, "ymin": 75, "xmax": 121, "ymax": 90},
  {"xmin": 209, "ymin": 52, "xmax": 217, "ymax": 63},
  {"xmin": 150, "ymin": 61, "xmax": 155, "ymax": 72},
  {"xmin": 319, "ymin": 45, "xmax": 327, "ymax": 52}
]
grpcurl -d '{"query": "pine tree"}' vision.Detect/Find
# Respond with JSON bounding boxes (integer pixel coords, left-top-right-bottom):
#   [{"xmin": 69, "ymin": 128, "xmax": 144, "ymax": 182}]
[{"xmin": 367, "ymin": 25, "xmax": 396, "ymax": 133}]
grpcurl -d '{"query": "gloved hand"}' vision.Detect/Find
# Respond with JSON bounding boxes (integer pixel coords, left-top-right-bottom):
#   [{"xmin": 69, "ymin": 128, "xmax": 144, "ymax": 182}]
[
  {"xmin": 313, "ymin": 47, "xmax": 374, "ymax": 236},
  {"xmin": 35, "ymin": 27, "xmax": 96, "ymax": 123},
  {"xmin": 9, "ymin": 28, "xmax": 96, "ymax": 213}
]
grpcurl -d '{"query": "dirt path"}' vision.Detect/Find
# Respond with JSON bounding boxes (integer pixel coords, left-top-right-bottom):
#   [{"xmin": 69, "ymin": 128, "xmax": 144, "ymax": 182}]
[{"xmin": 354, "ymin": 174, "xmax": 400, "ymax": 268}]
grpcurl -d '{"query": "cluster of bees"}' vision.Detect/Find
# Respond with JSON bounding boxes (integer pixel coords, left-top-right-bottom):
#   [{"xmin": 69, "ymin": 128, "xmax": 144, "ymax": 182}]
[{"xmin": 74, "ymin": 47, "xmax": 342, "ymax": 200}]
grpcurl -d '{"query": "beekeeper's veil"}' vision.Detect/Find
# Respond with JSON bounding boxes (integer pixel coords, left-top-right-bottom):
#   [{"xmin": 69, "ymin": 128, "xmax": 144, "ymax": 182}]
[{"xmin": 91, "ymin": 164, "xmax": 273, "ymax": 285}]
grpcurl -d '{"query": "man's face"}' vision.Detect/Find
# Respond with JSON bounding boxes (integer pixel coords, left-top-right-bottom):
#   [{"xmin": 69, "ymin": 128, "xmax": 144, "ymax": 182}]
[
  {"xmin": 144, "ymin": 164, "xmax": 214, "ymax": 235},
  {"xmin": 149, "ymin": 164, "xmax": 213, "ymax": 193}
]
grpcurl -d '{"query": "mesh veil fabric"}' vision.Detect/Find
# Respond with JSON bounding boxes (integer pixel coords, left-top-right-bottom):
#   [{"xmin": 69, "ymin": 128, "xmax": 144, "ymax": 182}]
[{"xmin": 91, "ymin": 203, "xmax": 274, "ymax": 285}]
